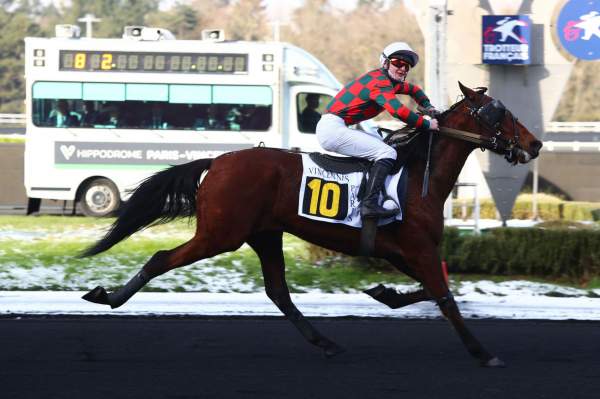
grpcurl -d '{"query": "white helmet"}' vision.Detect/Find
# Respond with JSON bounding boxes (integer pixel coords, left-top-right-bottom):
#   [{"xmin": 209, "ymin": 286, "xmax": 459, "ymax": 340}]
[{"xmin": 380, "ymin": 42, "xmax": 419, "ymax": 68}]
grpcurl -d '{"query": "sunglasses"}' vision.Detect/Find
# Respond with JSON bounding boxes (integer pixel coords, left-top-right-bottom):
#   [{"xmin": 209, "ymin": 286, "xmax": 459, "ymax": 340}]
[{"xmin": 389, "ymin": 58, "xmax": 411, "ymax": 70}]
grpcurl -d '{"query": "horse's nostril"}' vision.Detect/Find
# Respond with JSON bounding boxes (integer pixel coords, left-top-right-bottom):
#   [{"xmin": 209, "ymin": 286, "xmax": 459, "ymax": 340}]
[{"xmin": 531, "ymin": 140, "xmax": 542, "ymax": 157}]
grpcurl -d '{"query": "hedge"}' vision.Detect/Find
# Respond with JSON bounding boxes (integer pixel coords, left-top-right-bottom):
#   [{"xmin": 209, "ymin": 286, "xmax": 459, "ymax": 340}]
[
  {"xmin": 442, "ymin": 227, "xmax": 600, "ymax": 280},
  {"xmin": 305, "ymin": 226, "xmax": 600, "ymax": 280}
]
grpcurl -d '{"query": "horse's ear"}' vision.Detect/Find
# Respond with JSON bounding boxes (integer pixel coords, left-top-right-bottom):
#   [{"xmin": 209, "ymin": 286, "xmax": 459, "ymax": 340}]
[{"xmin": 458, "ymin": 81, "xmax": 478, "ymax": 102}]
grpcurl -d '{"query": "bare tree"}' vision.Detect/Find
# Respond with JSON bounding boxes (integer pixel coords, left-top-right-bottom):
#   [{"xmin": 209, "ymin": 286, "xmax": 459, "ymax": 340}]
[
  {"xmin": 187, "ymin": 0, "xmax": 269, "ymax": 41},
  {"xmin": 554, "ymin": 61, "xmax": 600, "ymax": 121},
  {"xmin": 225, "ymin": 0, "xmax": 270, "ymax": 41},
  {"xmin": 282, "ymin": 0, "xmax": 342, "ymax": 78},
  {"xmin": 188, "ymin": 0, "xmax": 231, "ymax": 37},
  {"xmin": 282, "ymin": 0, "xmax": 424, "ymax": 87}
]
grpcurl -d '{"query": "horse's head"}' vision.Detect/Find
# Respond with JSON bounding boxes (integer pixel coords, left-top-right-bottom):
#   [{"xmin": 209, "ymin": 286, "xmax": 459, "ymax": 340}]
[{"xmin": 442, "ymin": 82, "xmax": 543, "ymax": 164}]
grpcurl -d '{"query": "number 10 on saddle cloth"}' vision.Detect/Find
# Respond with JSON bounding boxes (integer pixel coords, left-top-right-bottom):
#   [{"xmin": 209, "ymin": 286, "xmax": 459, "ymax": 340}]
[{"xmin": 298, "ymin": 153, "xmax": 407, "ymax": 228}]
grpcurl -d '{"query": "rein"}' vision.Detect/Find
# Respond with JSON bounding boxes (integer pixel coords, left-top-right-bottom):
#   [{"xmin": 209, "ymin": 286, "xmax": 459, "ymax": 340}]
[{"xmin": 436, "ymin": 126, "xmax": 497, "ymax": 147}]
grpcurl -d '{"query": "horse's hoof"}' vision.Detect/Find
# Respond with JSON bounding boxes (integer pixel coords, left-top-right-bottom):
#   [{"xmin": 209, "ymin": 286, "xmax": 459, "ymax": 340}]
[
  {"xmin": 82, "ymin": 286, "xmax": 110, "ymax": 306},
  {"xmin": 323, "ymin": 343, "xmax": 346, "ymax": 358},
  {"xmin": 363, "ymin": 284, "xmax": 385, "ymax": 298},
  {"xmin": 481, "ymin": 357, "xmax": 506, "ymax": 368}
]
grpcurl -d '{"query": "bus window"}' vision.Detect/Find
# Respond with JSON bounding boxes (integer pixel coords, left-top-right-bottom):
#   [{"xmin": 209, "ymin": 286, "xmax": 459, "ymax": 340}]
[
  {"xmin": 47, "ymin": 99, "xmax": 81, "ymax": 127},
  {"xmin": 296, "ymin": 93, "xmax": 332, "ymax": 133},
  {"xmin": 243, "ymin": 106, "xmax": 271, "ymax": 130},
  {"xmin": 31, "ymin": 81, "xmax": 273, "ymax": 132},
  {"xmin": 32, "ymin": 82, "xmax": 82, "ymax": 127}
]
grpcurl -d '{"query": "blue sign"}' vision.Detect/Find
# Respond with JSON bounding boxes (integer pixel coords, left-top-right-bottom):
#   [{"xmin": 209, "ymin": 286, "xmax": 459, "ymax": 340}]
[
  {"xmin": 556, "ymin": 0, "xmax": 600, "ymax": 60},
  {"xmin": 482, "ymin": 15, "xmax": 532, "ymax": 65}
]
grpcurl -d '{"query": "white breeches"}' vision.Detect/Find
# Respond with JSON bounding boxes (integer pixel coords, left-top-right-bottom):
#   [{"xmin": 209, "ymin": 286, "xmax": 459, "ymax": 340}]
[{"xmin": 316, "ymin": 114, "xmax": 397, "ymax": 161}]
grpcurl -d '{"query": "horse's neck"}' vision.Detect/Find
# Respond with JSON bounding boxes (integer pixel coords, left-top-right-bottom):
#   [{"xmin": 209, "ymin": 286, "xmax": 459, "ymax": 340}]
[{"xmin": 429, "ymin": 135, "xmax": 475, "ymax": 201}]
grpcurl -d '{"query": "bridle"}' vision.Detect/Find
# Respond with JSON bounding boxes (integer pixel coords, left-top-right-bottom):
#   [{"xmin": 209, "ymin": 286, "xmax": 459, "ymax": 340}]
[
  {"xmin": 382, "ymin": 92, "xmax": 522, "ymax": 198},
  {"xmin": 438, "ymin": 93, "xmax": 521, "ymax": 163}
]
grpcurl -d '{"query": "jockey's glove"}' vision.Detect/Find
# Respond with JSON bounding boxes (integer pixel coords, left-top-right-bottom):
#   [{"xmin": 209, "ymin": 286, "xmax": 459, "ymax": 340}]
[{"xmin": 425, "ymin": 106, "xmax": 441, "ymax": 117}]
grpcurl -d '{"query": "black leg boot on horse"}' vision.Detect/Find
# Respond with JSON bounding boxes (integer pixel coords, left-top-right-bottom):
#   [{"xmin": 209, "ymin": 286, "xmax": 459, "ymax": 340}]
[
  {"xmin": 83, "ymin": 269, "xmax": 150, "ymax": 309},
  {"xmin": 82, "ymin": 250, "xmax": 172, "ymax": 308},
  {"xmin": 359, "ymin": 158, "xmax": 399, "ymax": 255}
]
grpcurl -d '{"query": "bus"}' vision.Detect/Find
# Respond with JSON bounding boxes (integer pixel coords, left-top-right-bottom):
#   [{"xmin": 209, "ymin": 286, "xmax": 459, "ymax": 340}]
[{"xmin": 24, "ymin": 25, "xmax": 377, "ymax": 216}]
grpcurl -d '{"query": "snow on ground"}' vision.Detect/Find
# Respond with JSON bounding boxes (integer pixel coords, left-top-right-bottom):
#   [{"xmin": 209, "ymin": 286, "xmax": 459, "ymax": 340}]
[
  {"xmin": 2, "ymin": 281, "xmax": 600, "ymax": 320},
  {"xmin": 0, "ymin": 225, "xmax": 193, "ymax": 242}
]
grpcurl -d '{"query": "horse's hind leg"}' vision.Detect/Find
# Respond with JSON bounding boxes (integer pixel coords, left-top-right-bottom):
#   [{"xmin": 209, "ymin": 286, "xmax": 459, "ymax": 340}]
[
  {"xmin": 364, "ymin": 285, "xmax": 432, "ymax": 309},
  {"xmin": 83, "ymin": 235, "xmax": 235, "ymax": 309},
  {"xmin": 364, "ymin": 254, "xmax": 433, "ymax": 309},
  {"xmin": 247, "ymin": 231, "xmax": 345, "ymax": 358}
]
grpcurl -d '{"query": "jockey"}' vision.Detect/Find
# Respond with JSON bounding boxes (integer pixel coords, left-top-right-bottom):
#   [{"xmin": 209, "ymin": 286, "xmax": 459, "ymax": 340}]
[{"xmin": 316, "ymin": 42, "xmax": 439, "ymax": 219}]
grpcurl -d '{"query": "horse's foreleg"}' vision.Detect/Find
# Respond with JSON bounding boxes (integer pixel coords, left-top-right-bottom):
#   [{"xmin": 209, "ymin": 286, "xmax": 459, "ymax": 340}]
[
  {"xmin": 416, "ymin": 252, "xmax": 505, "ymax": 367},
  {"xmin": 364, "ymin": 285, "xmax": 432, "ymax": 309},
  {"xmin": 247, "ymin": 231, "xmax": 345, "ymax": 358},
  {"xmin": 436, "ymin": 292, "xmax": 505, "ymax": 367}
]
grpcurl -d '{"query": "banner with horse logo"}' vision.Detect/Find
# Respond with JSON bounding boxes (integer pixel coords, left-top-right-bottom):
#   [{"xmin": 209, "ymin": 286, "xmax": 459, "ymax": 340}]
[{"xmin": 298, "ymin": 153, "xmax": 405, "ymax": 228}]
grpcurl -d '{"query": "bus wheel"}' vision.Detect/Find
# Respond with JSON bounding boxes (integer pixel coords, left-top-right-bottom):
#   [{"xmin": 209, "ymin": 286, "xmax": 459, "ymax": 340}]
[{"xmin": 80, "ymin": 178, "xmax": 121, "ymax": 217}]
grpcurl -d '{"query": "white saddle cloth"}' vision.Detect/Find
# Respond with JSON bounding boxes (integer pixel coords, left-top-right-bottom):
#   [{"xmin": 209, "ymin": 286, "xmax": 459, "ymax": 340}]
[{"xmin": 298, "ymin": 153, "xmax": 404, "ymax": 228}]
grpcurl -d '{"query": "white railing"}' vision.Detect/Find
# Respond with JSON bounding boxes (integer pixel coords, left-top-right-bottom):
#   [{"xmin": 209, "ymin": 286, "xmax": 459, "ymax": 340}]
[
  {"xmin": 0, "ymin": 113, "xmax": 25, "ymax": 125},
  {"xmin": 542, "ymin": 141, "xmax": 600, "ymax": 152},
  {"xmin": 546, "ymin": 121, "xmax": 600, "ymax": 133}
]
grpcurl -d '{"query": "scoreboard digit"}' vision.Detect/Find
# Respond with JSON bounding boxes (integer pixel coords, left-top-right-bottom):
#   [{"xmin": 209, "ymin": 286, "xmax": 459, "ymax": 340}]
[{"xmin": 59, "ymin": 50, "xmax": 249, "ymax": 74}]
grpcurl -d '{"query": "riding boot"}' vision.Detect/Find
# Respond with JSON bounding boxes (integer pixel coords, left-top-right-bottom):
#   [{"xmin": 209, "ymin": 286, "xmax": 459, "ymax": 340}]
[{"xmin": 361, "ymin": 158, "xmax": 399, "ymax": 219}]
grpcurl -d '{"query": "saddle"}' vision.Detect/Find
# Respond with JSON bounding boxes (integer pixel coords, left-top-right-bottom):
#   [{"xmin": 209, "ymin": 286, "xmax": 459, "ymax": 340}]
[{"xmin": 308, "ymin": 153, "xmax": 371, "ymax": 174}]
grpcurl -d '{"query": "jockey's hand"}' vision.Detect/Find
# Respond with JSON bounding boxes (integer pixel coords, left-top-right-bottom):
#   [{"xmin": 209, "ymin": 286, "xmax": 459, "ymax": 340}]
[
  {"xmin": 428, "ymin": 118, "xmax": 439, "ymax": 131},
  {"xmin": 425, "ymin": 106, "xmax": 441, "ymax": 117}
]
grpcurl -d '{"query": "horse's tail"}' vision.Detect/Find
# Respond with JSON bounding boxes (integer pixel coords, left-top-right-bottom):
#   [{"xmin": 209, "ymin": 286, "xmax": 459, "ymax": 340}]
[{"xmin": 80, "ymin": 158, "xmax": 213, "ymax": 257}]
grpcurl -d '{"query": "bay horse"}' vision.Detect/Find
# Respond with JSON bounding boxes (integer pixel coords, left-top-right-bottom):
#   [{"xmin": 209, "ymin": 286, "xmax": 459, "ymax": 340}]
[{"xmin": 81, "ymin": 82, "xmax": 542, "ymax": 367}]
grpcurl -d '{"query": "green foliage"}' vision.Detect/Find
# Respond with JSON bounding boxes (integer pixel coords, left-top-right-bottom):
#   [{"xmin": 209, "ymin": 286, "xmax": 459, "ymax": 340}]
[
  {"xmin": 0, "ymin": 215, "xmax": 413, "ymax": 292},
  {"xmin": 0, "ymin": 6, "xmax": 40, "ymax": 112},
  {"xmin": 305, "ymin": 225, "xmax": 600, "ymax": 284},
  {"xmin": 0, "ymin": 136, "xmax": 25, "ymax": 143},
  {"xmin": 442, "ymin": 227, "xmax": 600, "ymax": 282}
]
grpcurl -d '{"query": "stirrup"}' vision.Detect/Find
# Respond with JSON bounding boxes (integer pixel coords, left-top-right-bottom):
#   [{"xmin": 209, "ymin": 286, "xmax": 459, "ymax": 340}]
[
  {"xmin": 361, "ymin": 196, "xmax": 400, "ymax": 219},
  {"xmin": 361, "ymin": 206, "xmax": 399, "ymax": 219}
]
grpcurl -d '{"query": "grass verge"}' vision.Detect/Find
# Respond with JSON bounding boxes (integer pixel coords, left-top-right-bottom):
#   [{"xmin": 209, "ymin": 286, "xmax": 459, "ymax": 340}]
[{"xmin": 0, "ymin": 215, "xmax": 598, "ymax": 293}]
